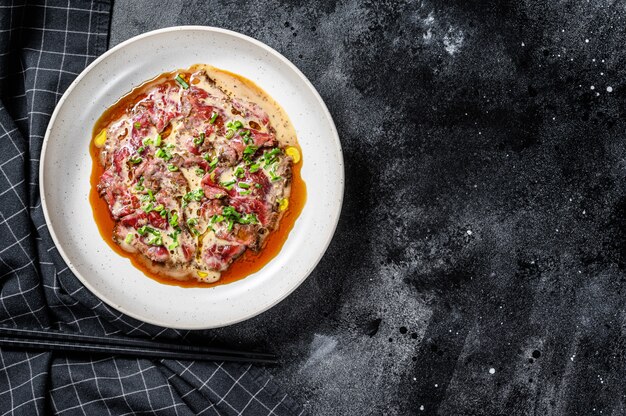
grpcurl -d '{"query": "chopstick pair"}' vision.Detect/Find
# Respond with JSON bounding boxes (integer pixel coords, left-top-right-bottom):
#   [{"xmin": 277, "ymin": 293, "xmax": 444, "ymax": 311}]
[{"xmin": 0, "ymin": 325, "xmax": 277, "ymax": 364}]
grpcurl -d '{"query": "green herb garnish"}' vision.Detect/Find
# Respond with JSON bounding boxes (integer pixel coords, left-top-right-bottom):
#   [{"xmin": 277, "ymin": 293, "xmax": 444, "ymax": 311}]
[
  {"xmin": 210, "ymin": 112, "xmax": 218, "ymax": 124},
  {"xmin": 183, "ymin": 188, "xmax": 204, "ymax": 202},
  {"xmin": 175, "ymin": 74, "xmax": 189, "ymax": 89},
  {"xmin": 167, "ymin": 164, "xmax": 178, "ymax": 172},
  {"xmin": 167, "ymin": 230, "xmax": 180, "ymax": 250},
  {"xmin": 129, "ymin": 155, "xmax": 142, "ymax": 164},
  {"xmin": 134, "ymin": 176, "xmax": 145, "ymax": 191},
  {"xmin": 168, "ymin": 211, "xmax": 179, "ymax": 227}
]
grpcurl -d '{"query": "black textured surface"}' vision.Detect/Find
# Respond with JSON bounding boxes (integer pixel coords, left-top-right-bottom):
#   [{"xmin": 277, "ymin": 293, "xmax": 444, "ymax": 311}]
[{"xmin": 111, "ymin": 1, "xmax": 626, "ymax": 414}]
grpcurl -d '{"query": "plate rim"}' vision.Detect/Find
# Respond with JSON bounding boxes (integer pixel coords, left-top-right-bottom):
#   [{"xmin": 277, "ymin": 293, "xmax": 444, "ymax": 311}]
[{"xmin": 39, "ymin": 25, "xmax": 344, "ymax": 329}]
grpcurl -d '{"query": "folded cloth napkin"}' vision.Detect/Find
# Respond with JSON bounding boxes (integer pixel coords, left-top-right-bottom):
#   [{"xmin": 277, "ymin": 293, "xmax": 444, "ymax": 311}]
[{"xmin": 0, "ymin": 1, "xmax": 300, "ymax": 414}]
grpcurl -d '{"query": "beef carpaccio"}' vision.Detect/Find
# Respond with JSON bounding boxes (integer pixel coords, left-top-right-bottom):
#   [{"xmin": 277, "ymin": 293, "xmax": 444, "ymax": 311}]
[{"xmin": 91, "ymin": 64, "xmax": 304, "ymax": 285}]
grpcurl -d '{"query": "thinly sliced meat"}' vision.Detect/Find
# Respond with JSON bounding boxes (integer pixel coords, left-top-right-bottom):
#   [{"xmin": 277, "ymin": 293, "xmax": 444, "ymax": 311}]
[
  {"xmin": 119, "ymin": 211, "xmax": 147, "ymax": 228},
  {"xmin": 98, "ymin": 170, "xmax": 139, "ymax": 220},
  {"xmin": 202, "ymin": 242, "xmax": 246, "ymax": 271},
  {"xmin": 144, "ymin": 245, "xmax": 170, "ymax": 263},
  {"xmin": 95, "ymin": 66, "xmax": 295, "ymax": 283},
  {"xmin": 249, "ymin": 130, "xmax": 276, "ymax": 148},
  {"xmin": 230, "ymin": 196, "xmax": 272, "ymax": 227},
  {"xmin": 133, "ymin": 83, "xmax": 185, "ymax": 132}
]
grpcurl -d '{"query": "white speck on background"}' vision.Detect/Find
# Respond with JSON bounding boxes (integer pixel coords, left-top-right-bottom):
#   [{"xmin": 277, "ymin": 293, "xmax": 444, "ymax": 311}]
[
  {"xmin": 489, "ymin": 368, "xmax": 496, "ymax": 374},
  {"xmin": 466, "ymin": 230, "xmax": 473, "ymax": 235},
  {"xmin": 443, "ymin": 27, "xmax": 464, "ymax": 55},
  {"xmin": 301, "ymin": 334, "xmax": 338, "ymax": 370},
  {"xmin": 585, "ymin": 38, "xmax": 590, "ymax": 43},
  {"xmin": 420, "ymin": 405, "xmax": 425, "ymax": 411},
  {"xmin": 590, "ymin": 85, "xmax": 595, "ymax": 90},
  {"xmin": 607, "ymin": 86, "xmax": 613, "ymax": 92}
]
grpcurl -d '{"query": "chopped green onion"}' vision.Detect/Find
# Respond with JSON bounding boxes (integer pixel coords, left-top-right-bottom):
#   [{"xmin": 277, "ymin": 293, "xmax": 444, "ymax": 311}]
[
  {"xmin": 135, "ymin": 177, "xmax": 145, "ymax": 191},
  {"xmin": 241, "ymin": 213, "xmax": 258, "ymax": 224},
  {"xmin": 220, "ymin": 179, "xmax": 236, "ymax": 190},
  {"xmin": 142, "ymin": 137, "xmax": 153, "ymax": 146},
  {"xmin": 193, "ymin": 134, "xmax": 204, "ymax": 146},
  {"xmin": 137, "ymin": 226, "xmax": 148, "ymax": 235},
  {"xmin": 124, "ymin": 234, "xmax": 134, "ymax": 244},
  {"xmin": 175, "ymin": 74, "xmax": 189, "ymax": 89},
  {"xmin": 269, "ymin": 170, "xmax": 282, "ymax": 181},
  {"xmin": 146, "ymin": 234, "xmax": 163, "ymax": 246},
  {"xmin": 234, "ymin": 167, "xmax": 245, "ymax": 178},
  {"xmin": 244, "ymin": 145, "xmax": 258, "ymax": 156},
  {"xmin": 168, "ymin": 212, "xmax": 179, "ymax": 227},
  {"xmin": 233, "ymin": 120, "xmax": 243, "ymax": 129},
  {"xmin": 262, "ymin": 148, "xmax": 282, "ymax": 167},
  {"xmin": 239, "ymin": 190, "xmax": 251, "ymax": 195},
  {"xmin": 238, "ymin": 182, "xmax": 250, "ymax": 189},
  {"xmin": 167, "ymin": 164, "xmax": 178, "ymax": 172},
  {"xmin": 190, "ymin": 227, "xmax": 201, "ymax": 236},
  {"xmin": 225, "ymin": 129, "xmax": 235, "ymax": 139},
  {"xmin": 187, "ymin": 218, "xmax": 198, "ymax": 226},
  {"xmin": 137, "ymin": 146, "xmax": 145, "ymax": 154},
  {"xmin": 154, "ymin": 204, "xmax": 164, "ymax": 212},
  {"xmin": 147, "ymin": 189, "xmax": 155, "ymax": 201},
  {"xmin": 129, "ymin": 156, "xmax": 142, "ymax": 164},
  {"xmin": 155, "ymin": 134, "xmax": 162, "ymax": 147},
  {"xmin": 249, "ymin": 163, "xmax": 260, "ymax": 173},
  {"xmin": 155, "ymin": 147, "xmax": 172, "ymax": 160},
  {"xmin": 195, "ymin": 168, "xmax": 205, "ymax": 176},
  {"xmin": 183, "ymin": 188, "xmax": 204, "ymax": 202},
  {"xmin": 210, "ymin": 112, "xmax": 218, "ymax": 124},
  {"xmin": 134, "ymin": 122, "xmax": 141, "ymax": 129},
  {"xmin": 142, "ymin": 203, "xmax": 154, "ymax": 213},
  {"xmin": 202, "ymin": 153, "xmax": 211, "ymax": 161},
  {"xmin": 255, "ymin": 183, "xmax": 262, "ymax": 189},
  {"xmin": 167, "ymin": 230, "xmax": 180, "ymax": 250},
  {"xmin": 209, "ymin": 158, "xmax": 219, "ymax": 172}
]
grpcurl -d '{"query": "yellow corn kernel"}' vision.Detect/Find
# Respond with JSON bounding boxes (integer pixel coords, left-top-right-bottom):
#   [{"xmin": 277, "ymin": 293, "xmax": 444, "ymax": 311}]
[
  {"xmin": 197, "ymin": 270, "xmax": 208, "ymax": 278},
  {"xmin": 94, "ymin": 129, "xmax": 107, "ymax": 148},
  {"xmin": 278, "ymin": 198, "xmax": 289, "ymax": 211},
  {"xmin": 285, "ymin": 146, "xmax": 300, "ymax": 164}
]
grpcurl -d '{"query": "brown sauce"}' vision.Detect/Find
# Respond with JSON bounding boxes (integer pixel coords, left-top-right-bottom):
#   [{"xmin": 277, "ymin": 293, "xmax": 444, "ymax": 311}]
[{"xmin": 89, "ymin": 67, "xmax": 306, "ymax": 288}]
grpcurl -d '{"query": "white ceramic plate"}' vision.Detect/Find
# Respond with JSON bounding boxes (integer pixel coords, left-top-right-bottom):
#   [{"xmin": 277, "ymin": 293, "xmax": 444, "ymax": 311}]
[{"xmin": 40, "ymin": 26, "xmax": 343, "ymax": 329}]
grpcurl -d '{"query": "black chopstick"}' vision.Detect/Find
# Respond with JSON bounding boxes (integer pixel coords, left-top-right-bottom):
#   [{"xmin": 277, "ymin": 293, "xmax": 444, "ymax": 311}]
[{"xmin": 0, "ymin": 326, "xmax": 277, "ymax": 364}]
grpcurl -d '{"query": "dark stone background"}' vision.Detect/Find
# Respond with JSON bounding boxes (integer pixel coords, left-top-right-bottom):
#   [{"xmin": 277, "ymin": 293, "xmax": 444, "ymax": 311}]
[{"xmin": 111, "ymin": 1, "xmax": 626, "ymax": 414}]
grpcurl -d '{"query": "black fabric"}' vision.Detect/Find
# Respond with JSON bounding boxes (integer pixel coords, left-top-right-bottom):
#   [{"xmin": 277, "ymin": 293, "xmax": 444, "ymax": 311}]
[{"xmin": 0, "ymin": 1, "xmax": 300, "ymax": 414}]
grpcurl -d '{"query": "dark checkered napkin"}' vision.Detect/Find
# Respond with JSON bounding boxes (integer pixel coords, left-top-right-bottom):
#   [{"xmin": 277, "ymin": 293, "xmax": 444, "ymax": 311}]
[{"xmin": 0, "ymin": 1, "xmax": 301, "ymax": 414}]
